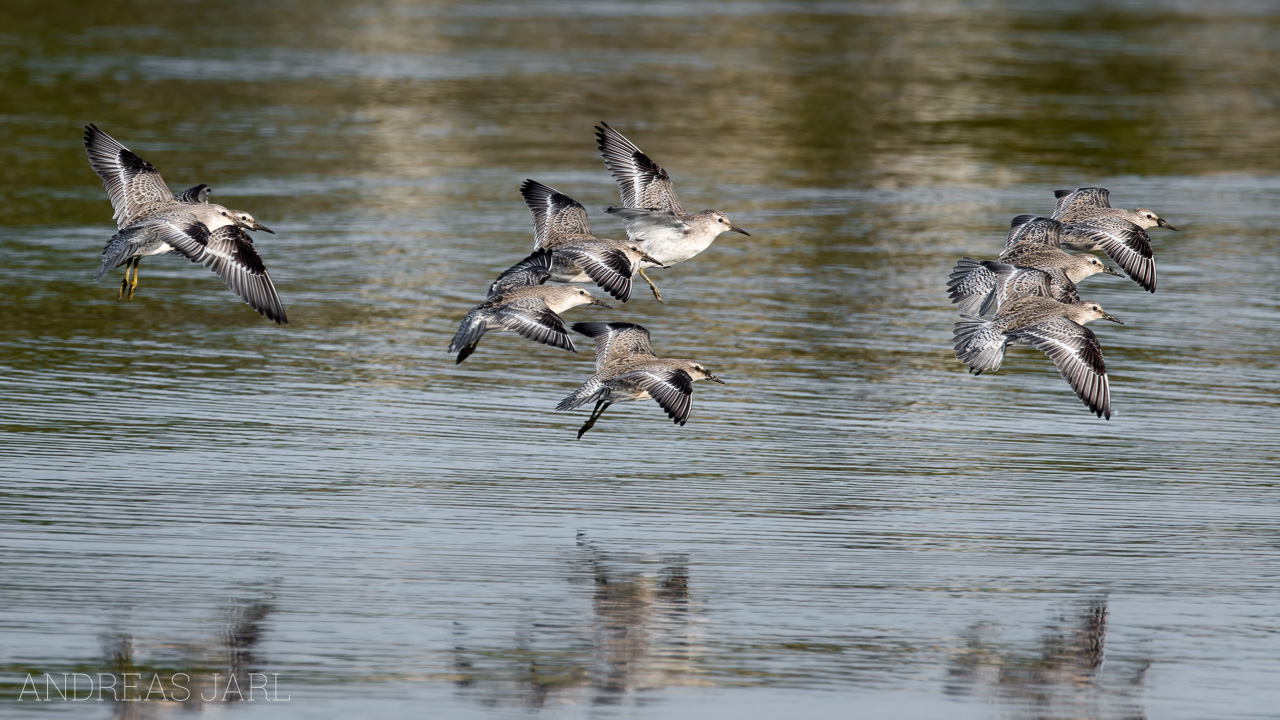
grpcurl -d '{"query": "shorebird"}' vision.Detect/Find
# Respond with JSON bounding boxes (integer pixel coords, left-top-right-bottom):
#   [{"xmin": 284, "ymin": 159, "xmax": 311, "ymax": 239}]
[
  {"xmin": 953, "ymin": 297, "xmax": 1123, "ymax": 419},
  {"xmin": 520, "ymin": 180, "xmax": 665, "ymax": 303},
  {"xmin": 595, "ymin": 122, "xmax": 749, "ymax": 302},
  {"xmin": 556, "ymin": 322, "xmax": 725, "ymax": 438},
  {"xmin": 1050, "ymin": 188, "xmax": 1178, "ymax": 293},
  {"xmin": 949, "ymin": 247, "xmax": 1122, "ymax": 316},
  {"xmin": 448, "ymin": 249, "xmax": 613, "ymax": 364},
  {"xmin": 83, "ymin": 124, "xmax": 285, "ymax": 323}
]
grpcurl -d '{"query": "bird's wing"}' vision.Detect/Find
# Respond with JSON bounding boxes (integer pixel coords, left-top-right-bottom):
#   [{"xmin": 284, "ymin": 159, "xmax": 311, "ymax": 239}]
[
  {"xmin": 1012, "ymin": 318, "xmax": 1111, "ymax": 419},
  {"xmin": 520, "ymin": 180, "xmax": 593, "ymax": 248},
  {"xmin": 1004, "ymin": 215, "xmax": 1063, "ymax": 249},
  {"xmin": 595, "ymin": 122, "xmax": 685, "ymax": 214},
  {"xmin": 487, "ymin": 248, "xmax": 553, "ymax": 297},
  {"xmin": 160, "ymin": 222, "xmax": 287, "ymax": 324},
  {"xmin": 556, "ymin": 246, "xmax": 635, "ymax": 303},
  {"xmin": 96, "ymin": 216, "xmax": 206, "ymax": 283},
  {"xmin": 83, "ymin": 124, "xmax": 175, "ymax": 227},
  {"xmin": 493, "ymin": 301, "xmax": 574, "ymax": 352},
  {"xmin": 602, "ymin": 206, "xmax": 690, "ymax": 242},
  {"xmin": 1044, "ymin": 268, "xmax": 1081, "ymax": 305},
  {"xmin": 175, "ymin": 184, "xmax": 211, "ymax": 204},
  {"xmin": 625, "ymin": 367, "xmax": 694, "ymax": 426},
  {"xmin": 1064, "ymin": 218, "xmax": 1155, "ymax": 292},
  {"xmin": 1052, "ymin": 187, "xmax": 1111, "ymax": 220},
  {"xmin": 982, "ymin": 262, "xmax": 1052, "ymax": 316},
  {"xmin": 571, "ymin": 322, "xmax": 655, "ymax": 372}
]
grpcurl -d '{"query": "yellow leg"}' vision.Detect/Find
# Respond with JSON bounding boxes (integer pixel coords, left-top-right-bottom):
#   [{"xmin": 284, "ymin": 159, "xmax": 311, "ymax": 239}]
[
  {"xmin": 118, "ymin": 261, "xmax": 132, "ymax": 301},
  {"xmin": 127, "ymin": 259, "xmax": 139, "ymax": 301},
  {"xmin": 638, "ymin": 268, "xmax": 664, "ymax": 304}
]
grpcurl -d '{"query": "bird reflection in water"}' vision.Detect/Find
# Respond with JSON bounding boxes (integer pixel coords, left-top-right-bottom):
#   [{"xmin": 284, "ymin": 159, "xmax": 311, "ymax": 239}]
[
  {"xmin": 93, "ymin": 595, "xmax": 276, "ymax": 719},
  {"xmin": 451, "ymin": 537, "xmax": 705, "ymax": 708},
  {"xmin": 946, "ymin": 597, "xmax": 1149, "ymax": 719}
]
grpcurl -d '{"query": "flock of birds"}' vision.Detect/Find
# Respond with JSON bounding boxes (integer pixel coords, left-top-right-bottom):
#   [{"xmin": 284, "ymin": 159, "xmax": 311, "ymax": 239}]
[
  {"xmin": 82, "ymin": 122, "xmax": 746, "ymax": 438},
  {"xmin": 81, "ymin": 123, "xmax": 1181, "ymax": 431},
  {"xmin": 445, "ymin": 123, "xmax": 747, "ymax": 437},
  {"xmin": 947, "ymin": 188, "xmax": 1177, "ymax": 419}
]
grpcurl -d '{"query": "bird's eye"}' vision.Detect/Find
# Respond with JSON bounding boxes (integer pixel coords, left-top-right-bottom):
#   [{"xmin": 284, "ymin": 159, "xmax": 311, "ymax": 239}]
[{"xmin": 221, "ymin": 211, "xmax": 227, "ymax": 216}]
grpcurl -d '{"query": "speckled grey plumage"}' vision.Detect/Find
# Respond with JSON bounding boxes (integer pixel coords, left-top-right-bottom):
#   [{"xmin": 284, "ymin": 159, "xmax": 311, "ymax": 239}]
[
  {"xmin": 1049, "ymin": 188, "xmax": 1178, "ymax": 293},
  {"xmin": 448, "ymin": 249, "xmax": 613, "ymax": 364},
  {"xmin": 520, "ymin": 180, "xmax": 663, "ymax": 303},
  {"xmin": 1003, "ymin": 215, "xmax": 1065, "ymax": 249},
  {"xmin": 556, "ymin": 322, "xmax": 725, "ymax": 438},
  {"xmin": 953, "ymin": 297, "xmax": 1123, "ymax": 419},
  {"xmin": 997, "ymin": 243, "xmax": 1118, "ymax": 283},
  {"xmin": 84, "ymin": 125, "xmax": 284, "ymax": 323},
  {"xmin": 949, "ymin": 259, "xmax": 1072, "ymax": 316},
  {"xmin": 594, "ymin": 123, "xmax": 748, "ymax": 300},
  {"xmin": 950, "ymin": 243, "xmax": 1122, "ymax": 316}
]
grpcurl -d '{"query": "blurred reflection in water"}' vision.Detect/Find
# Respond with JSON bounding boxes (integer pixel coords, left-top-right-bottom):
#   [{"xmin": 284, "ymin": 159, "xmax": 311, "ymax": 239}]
[
  {"xmin": 947, "ymin": 598, "xmax": 1148, "ymax": 720},
  {"xmin": 452, "ymin": 538, "xmax": 703, "ymax": 708},
  {"xmin": 10, "ymin": 595, "xmax": 278, "ymax": 719}
]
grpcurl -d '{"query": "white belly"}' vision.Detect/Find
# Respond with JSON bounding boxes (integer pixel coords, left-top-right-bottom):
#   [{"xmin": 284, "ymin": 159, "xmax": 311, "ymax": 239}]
[{"xmin": 640, "ymin": 230, "xmax": 716, "ymax": 266}]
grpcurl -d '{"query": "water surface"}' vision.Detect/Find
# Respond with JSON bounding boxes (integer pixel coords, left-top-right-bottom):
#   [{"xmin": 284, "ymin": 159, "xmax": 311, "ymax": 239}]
[{"xmin": 3, "ymin": 1, "xmax": 1280, "ymax": 718}]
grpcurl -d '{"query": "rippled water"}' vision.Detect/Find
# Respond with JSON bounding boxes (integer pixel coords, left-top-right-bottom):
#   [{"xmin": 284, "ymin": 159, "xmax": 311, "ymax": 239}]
[{"xmin": 3, "ymin": 1, "xmax": 1280, "ymax": 718}]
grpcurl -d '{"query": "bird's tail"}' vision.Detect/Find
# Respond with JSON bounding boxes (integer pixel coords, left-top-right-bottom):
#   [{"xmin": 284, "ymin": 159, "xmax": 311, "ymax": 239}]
[
  {"xmin": 555, "ymin": 379, "xmax": 609, "ymax": 412},
  {"xmin": 953, "ymin": 315, "xmax": 1008, "ymax": 375},
  {"xmin": 95, "ymin": 229, "xmax": 144, "ymax": 281},
  {"xmin": 946, "ymin": 257, "xmax": 994, "ymax": 316},
  {"xmin": 447, "ymin": 309, "xmax": 488, "ymax": 364}
]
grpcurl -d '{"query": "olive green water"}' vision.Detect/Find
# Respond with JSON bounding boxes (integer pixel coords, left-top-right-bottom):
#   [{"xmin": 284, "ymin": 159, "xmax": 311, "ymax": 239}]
[{"xmin": 2, "ymin": 1, "xmax": 1280, "ymax": 718}]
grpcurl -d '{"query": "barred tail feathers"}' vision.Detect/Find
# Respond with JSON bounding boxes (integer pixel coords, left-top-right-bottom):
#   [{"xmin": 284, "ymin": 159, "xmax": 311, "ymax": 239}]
[
  {"xmin": 555, "ymin": 378, "xmax": 610, "ymax": 412},
  {"xmin": 953, "ymin": 315, "xmax": 1008, "ymax": 375},
  {"xmin": 448, "ymin": 308, "xmax": 489, "ymax": 364},
  {"xmin": 946, "ymin": 257, "xmax": 999, "ymax": 316}
]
